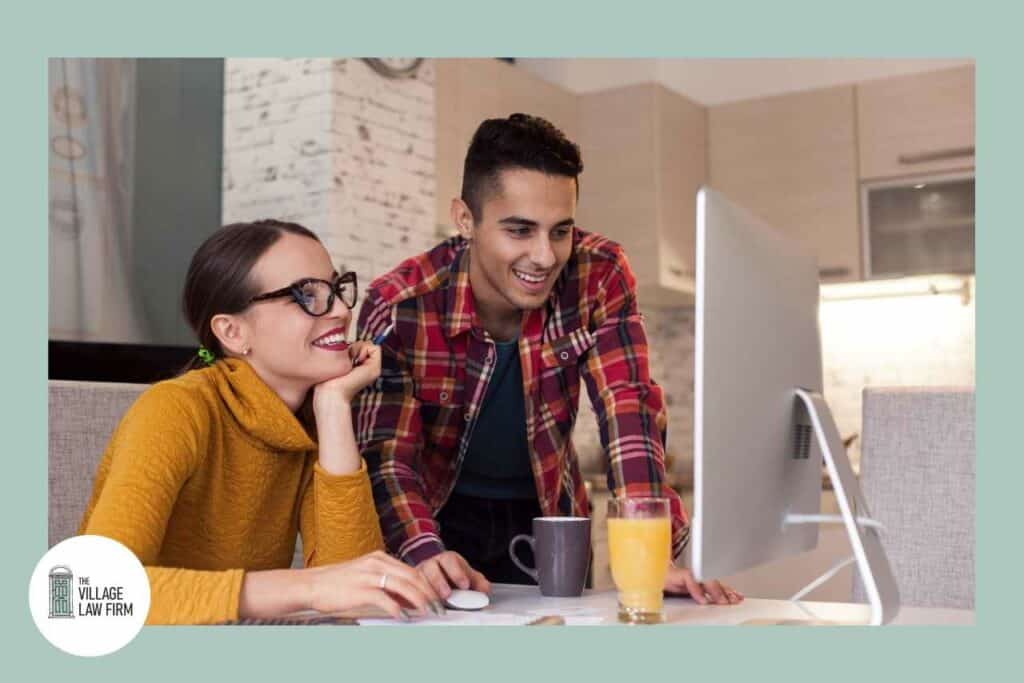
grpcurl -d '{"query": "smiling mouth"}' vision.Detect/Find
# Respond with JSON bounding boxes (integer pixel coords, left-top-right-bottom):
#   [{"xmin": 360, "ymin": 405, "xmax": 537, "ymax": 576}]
[
  {"xmin": 513, "ymin": 268, "xmax": 549, "ymax": 285},
  {"xmin": 312, "ymin": 330, "xmax": 349, "ymax": 351}
]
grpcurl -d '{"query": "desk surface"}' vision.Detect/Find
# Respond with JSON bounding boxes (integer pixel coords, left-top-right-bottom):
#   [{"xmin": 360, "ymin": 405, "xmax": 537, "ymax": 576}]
[{"xmin": 358, "ymin": 584, "xmax": 974, "ymax": 626}]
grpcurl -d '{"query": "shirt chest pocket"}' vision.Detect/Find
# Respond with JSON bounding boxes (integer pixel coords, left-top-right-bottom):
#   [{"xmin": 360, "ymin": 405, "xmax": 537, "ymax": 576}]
[
  {"xmin": 413, "ymin": 376, "xmax": 463, "ymax": 406},
  {"xmin": 541, "ymin": 328, "xmax": 597, "ymax": 369},
  {"xmin": 413, "ymin": 377, "xmax": 464, "ymax": 451}
]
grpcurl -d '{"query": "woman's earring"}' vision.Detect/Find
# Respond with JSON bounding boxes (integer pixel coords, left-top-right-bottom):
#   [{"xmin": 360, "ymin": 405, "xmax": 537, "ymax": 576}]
[{"xmin": 243, "ymin": 347, "xmax": 251, "ymax": 356}]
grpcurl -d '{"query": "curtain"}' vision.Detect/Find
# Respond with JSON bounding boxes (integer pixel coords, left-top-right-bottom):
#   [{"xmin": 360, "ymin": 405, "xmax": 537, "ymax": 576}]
[{"xmin": 49, "ymin": 58, "xmax": 145, "ymax": 343}]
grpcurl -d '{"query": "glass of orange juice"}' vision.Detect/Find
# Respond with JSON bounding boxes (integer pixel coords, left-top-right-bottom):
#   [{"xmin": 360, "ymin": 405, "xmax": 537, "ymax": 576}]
[{"xmin": 607, "ymin": 497, "xmax": 671, "ymax": 624}]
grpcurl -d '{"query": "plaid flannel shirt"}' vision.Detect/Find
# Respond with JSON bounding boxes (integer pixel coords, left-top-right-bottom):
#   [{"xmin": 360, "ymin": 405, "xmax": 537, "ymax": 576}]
[{"xmin": 354, "ymin": 230, "xmax": 690, "ymax": 565}]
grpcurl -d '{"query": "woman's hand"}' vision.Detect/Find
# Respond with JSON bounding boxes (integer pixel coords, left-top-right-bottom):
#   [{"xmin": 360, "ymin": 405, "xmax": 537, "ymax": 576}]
[
  {"xmin": 308, "ymin": 550, "xmax": 446, "ymax": 621},
  {"xmin": 309, "ymin": 342, "xmax": 381, "ymax": 475},
  {"xmin": 312, "ymin": 342, "xmax": 381, "ymax": 413}
]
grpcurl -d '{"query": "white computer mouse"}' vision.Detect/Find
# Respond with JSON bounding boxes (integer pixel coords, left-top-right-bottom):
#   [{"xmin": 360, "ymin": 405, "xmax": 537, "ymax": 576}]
[{"xmin": 444, "ymin": 589, "xmax": 490, "ymax": 611}]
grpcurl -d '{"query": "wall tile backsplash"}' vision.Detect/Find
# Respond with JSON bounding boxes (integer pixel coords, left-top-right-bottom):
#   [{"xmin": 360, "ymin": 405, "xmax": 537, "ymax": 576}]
[
  {"xmin": 573, "ymin": 306, "xmax": 696, "ymax": 477},
  {"xmin": 818, "ymin": 281, "xmax": 975, "ymax": 469}
]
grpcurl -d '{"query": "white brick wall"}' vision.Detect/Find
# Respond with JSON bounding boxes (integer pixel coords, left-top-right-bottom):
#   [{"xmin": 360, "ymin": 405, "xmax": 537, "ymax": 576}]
[{"xmin": 223, "ymin": 58, "xmax": 436, "ymax": 310}]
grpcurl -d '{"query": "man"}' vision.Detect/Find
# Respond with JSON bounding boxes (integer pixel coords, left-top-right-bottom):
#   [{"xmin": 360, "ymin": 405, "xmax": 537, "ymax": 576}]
[{"xmin": 355, "ymin": 113, "xmax": 740, "ymax": 605}]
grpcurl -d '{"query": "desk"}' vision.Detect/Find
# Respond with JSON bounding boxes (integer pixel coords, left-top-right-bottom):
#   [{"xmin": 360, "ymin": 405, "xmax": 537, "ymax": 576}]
[{"xmin": 357, "ymin": 584, "xmax": 973, "ymax": 626}]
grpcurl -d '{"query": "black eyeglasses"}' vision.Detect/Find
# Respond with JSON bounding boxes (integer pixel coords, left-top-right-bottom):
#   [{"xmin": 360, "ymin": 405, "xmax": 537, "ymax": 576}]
[{"xmin": 249, "ymin": 271, "xmax": 358, "ymax": 317}]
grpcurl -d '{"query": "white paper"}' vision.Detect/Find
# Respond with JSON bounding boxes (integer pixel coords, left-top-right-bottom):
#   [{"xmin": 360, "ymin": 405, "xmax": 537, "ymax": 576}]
[
  {"xmin": 358, "ymin": 611, "xmax": 608, "ymax": 626},
  {"xmin": 359, "ymin": 612, "xmax": 535, "ymax": 627}
]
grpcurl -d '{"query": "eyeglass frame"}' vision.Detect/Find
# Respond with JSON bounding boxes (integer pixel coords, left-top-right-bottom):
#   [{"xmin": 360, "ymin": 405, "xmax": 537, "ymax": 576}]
[{"xmin": 248, "ymin": 271, "xmax": 358, "ymax": 317}]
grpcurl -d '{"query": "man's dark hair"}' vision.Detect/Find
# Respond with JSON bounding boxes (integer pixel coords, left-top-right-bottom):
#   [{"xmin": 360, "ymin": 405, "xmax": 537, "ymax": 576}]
[{"xmin": 460, "ymin": 113, "xmax": 583, "ymax": 222}]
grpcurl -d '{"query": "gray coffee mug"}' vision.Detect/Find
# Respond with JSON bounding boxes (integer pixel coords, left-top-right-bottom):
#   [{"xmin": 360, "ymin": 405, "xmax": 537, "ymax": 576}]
[{"xmin": 509, "ymin": 516, "xmax": 591, "ymax": 597}]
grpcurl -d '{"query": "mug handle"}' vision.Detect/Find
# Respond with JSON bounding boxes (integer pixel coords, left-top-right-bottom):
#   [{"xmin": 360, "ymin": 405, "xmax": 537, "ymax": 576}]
[{"xmin": 508, "ymin": 534, "xmax": 539, "ymax": 582}]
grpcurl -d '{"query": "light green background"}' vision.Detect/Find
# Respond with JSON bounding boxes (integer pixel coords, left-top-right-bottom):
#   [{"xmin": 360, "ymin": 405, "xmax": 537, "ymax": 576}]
[{"xmin": 3, "ymin": 0, "xmax": 1014, "ymax": 679}]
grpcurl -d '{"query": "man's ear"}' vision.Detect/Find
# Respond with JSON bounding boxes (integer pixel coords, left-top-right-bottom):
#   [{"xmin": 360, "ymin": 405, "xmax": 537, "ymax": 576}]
[
  {"xmin": 450, "ymin": 197, "xmax": 476, "ymax": 240},
  {"xmin": 210, "ymin": 313, "xmax": 250, "ymax": 356}
]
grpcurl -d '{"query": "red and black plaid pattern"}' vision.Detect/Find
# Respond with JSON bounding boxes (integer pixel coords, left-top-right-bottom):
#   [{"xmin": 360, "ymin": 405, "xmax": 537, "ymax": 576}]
[{"xmin": 354, "ymin": 230, "xmax": 689, "ymax": 565}]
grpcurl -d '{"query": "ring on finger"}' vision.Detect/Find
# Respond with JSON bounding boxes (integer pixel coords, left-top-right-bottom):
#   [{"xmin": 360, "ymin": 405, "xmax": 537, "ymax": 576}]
[{"xmin": 379, "ymin": 573, "xmax": 389, "ymax": 590}]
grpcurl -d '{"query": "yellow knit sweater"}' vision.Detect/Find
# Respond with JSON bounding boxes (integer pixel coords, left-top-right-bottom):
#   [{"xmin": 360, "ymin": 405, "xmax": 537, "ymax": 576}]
[{"xmin": 79, "ymin": 358, "xmax": 385, "ymax": 625}]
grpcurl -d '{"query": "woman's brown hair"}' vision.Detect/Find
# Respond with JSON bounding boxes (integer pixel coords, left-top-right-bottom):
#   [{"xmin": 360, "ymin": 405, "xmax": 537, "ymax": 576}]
[{"xmin": 181, "ymin": 219, "xmax": 320, "ymax": 372}]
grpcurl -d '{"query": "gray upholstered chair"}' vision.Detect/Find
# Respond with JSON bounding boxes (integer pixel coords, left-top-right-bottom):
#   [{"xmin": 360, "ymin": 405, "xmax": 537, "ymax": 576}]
[
  {"xmin": 48, "ymin": 379, "xmax": 305, "ymax": 568},
  {"xmin": 48, "ymin": 380, "xmax": 148, "ymax": 547},
  {"xmin": 852, "ymin": 387, "xmax": 975, "ymax": 609}
]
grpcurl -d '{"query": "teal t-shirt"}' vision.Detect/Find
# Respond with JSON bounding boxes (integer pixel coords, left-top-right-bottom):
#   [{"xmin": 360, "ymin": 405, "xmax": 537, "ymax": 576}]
[{"xmin": 452, "ymin": 339, "xmax": 536, "ymax": 500}]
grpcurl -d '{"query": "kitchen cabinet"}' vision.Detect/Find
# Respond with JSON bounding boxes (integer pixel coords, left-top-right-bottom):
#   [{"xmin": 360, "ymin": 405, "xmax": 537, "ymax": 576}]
[
  {"xmin": 577, "ymin": 84, "xmax": 706, "ymax": 306},
  {"xmin": 709, "ymin": 86, "xmax": 862, "ymax": 282},
  {"xmin": 856, "ymin": 66, "xmax": 975, "ymax": 181},
  {"xmin": 436, "ymin": 63, "xmax": 973, "ymax": 287}
]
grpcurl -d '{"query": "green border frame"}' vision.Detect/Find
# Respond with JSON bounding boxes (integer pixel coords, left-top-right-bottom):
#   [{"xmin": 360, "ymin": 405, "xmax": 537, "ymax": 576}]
[{"xmin": 4, "ymin": 0, "xmax": 1014, "ymax": 679}]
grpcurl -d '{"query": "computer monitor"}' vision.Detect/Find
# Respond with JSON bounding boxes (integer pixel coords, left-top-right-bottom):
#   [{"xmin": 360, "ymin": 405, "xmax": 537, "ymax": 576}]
[{"xmin": 690, "ymin": 187, "xmax": 900, "ymax": 625}]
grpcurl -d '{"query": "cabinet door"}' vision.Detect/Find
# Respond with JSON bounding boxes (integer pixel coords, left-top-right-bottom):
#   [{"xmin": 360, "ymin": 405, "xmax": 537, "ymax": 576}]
[
  {"xmin": 500, "ymin": 61, "xmax": 579, "ymax": 142},
  {"xmin": 434, "ymin": 59, "xmax": 462, "ymax": 233},
  {"xmin": 857, "ymin": 66, "xmax": 975, "ymax": 181},
  {"xmin": 863, "ymin": 174, "xmax": 974, "ymax": 278},
  {"xmin": 709, "ymin": 86, "xmax": 862, "ymax": 282},
  {"xmin": 434, "ymin": 59, "xmax": 512, "ymax": 233},
  {"xmin": 577, "ymin": 85, "xmax": 659, "ymax": 278},
  {"xmin": 656, "ymin": 85, "xmax": 705, "ymax": 289}
]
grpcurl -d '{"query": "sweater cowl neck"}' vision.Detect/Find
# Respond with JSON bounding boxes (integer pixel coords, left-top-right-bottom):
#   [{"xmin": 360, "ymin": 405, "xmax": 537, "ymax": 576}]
[{"xmin": 206, "ymin": 358, "xmax": 315, "ymax": 453}]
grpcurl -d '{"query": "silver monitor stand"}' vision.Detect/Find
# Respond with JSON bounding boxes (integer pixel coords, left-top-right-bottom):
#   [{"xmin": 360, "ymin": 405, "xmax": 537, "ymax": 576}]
[{"xmin": 790, "ymin": 389, "xmax": 900, "ymax": 625}]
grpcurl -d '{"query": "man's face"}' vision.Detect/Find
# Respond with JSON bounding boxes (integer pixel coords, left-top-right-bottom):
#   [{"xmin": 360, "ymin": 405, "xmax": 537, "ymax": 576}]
[{"xmin": 459, "ymin": 168, "xmax": 576, "ymax": 326}]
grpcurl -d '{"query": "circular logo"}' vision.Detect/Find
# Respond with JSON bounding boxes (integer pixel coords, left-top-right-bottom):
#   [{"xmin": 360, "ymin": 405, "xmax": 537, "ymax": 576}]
[{"xmin": 29, "ymin": 535, "xmax": 150, "ymax": 657}]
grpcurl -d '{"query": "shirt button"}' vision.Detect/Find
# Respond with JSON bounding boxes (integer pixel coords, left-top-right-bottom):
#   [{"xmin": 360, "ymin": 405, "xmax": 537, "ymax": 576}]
[
  {"xmin": 559, "ymin": 351, "xmax": 570, "ymax": 361},
  {"xmin": 439, "ymin": 391, "xmax": 449, "ymax": 401}
]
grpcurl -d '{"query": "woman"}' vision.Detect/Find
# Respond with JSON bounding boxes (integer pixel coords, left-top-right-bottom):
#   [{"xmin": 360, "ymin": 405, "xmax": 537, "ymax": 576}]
[{"xmin": 79, "ymin": 219, "xmax": 444, "ymax": 624}]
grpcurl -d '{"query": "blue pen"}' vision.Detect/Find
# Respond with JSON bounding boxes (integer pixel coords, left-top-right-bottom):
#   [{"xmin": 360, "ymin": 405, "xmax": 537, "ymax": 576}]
[
  {"xmin": 352, "ymin": 324, "xmax": 394, "ymax": 369},
  {"xmin": 372, "ymin": 323, "xmax": 394, "ymax": 346}
]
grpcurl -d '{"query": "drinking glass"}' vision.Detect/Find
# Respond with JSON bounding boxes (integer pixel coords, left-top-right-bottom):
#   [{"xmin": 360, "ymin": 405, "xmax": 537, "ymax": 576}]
[{"xmin": 607, "ymin": 497, "xmax": 671, "ymax": 624}]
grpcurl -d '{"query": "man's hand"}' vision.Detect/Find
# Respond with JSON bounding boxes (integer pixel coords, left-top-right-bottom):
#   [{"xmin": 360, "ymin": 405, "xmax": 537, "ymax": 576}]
[
  {"xmin": 416, "ymin": 551, "xmax": 492, "ymax": 599},
  {"xmin": 664, "ymin": 565, "xmax": 743, "ymax": 605}
]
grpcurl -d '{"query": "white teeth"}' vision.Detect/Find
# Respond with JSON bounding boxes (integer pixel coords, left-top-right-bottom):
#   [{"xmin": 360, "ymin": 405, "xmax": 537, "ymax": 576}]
[
  {"xmin": 514, "ymin": 269, "xmax": 546, "ymax": 284},
  {"xmin": 314, "ymin": 333, "xmax": 346, "ymax": 347}
]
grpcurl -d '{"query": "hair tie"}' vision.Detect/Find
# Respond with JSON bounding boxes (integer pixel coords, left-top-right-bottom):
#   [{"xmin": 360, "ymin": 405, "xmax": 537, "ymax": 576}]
[{"xmin": 197, "ymin": 346, "xmax": 215, "ymax": 366}]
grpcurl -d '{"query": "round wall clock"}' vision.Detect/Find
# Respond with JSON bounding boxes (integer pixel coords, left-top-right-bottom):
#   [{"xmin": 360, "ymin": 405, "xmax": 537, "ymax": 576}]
[{"xmin": 362, "ymin": 58, "xmax": 424, "ymax": 79}]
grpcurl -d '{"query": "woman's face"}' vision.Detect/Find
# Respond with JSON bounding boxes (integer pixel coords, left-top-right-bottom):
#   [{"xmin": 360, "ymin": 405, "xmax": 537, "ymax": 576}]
[{"xmin": 239, "ymin": 232, "xmax": 355, "ymax": 394}]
